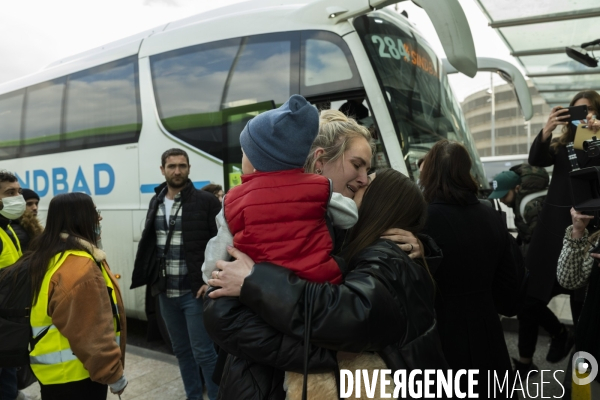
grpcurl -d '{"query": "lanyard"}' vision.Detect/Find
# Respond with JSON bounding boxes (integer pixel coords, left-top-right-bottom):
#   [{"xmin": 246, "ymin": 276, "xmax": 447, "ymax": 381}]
[{"xmin": 566, "ymin": 142, "xmax": 580, "ymax": 171}]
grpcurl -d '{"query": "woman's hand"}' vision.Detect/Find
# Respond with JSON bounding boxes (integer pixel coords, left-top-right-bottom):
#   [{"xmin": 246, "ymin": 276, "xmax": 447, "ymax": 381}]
[
  {"xmin": 110, "ymin": 384, "xmax": 127, "ymax": 396},
  {"xmin": 381, "ymin": 228, "xmax": 421, "ymax": 259},
  {"xmin": 542, "ymin": 106, "xmax": 570, "ymax": 141},
  {"xmin": 208, "ymin": 246, "xmax": 255, "ymax": 298},
  {"xmin": 587, "ymin": 113, "xmax": 600, "ymax": 133},
  {"xmin": 570, "ymin": 207, "xmax": 594, "ymax": 239},
  {"xmin": 196, "ymin": 284, "xmax": 208, "ymax": 299}
]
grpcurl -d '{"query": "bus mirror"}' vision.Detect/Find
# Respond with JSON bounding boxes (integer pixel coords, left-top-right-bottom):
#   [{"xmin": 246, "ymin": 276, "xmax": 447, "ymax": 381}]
[{"xmin": 442, "ymin": 57, "xmax": 534, "ymax": 121}]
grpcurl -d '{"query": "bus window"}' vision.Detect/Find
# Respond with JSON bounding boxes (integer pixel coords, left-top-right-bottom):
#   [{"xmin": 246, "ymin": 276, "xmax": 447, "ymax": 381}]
[
  {"xmin": 151, "ymin": 33, "xmax": 299, "ymax": 190},
  {"xmin": 0, "ymin": 90, "xmax": 24, "ymax": 160},
  {"xmin": 353, "ymin": 14, "xmax": 486, "ymax": 187},
  {"xmin": 305, "ymin": 39, "xmax": 352, "ymax": 86},
  {"xmin": 64, "ymin": 56, "xmax": 141, "ymax": 151},
  {"xmin": 300, "ymin": 31, "xmax": 362, "ymax": 97},
  {"xmin": 22, "ymin": 78, "xmax": 65, "ymax": 157}
]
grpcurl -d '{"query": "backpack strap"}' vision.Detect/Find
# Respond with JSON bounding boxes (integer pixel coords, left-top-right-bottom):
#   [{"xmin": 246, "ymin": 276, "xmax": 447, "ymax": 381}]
[{"xmin": 520, "ymin": 190, "xmax": 547, "ymax": 224}]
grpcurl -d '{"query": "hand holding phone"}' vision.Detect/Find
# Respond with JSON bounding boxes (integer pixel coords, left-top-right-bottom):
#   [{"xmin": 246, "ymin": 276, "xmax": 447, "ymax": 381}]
[{"xmin": 567, "ymin": 104, "xmax": 589, "ymax": 122}]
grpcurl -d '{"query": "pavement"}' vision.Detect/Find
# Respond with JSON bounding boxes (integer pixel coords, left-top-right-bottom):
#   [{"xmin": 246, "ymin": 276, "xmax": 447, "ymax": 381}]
[
  {"xmin": 21, "ymin": 295, "xmax": 598, "ymax": 400},
  {"xmin": 21, "ymin": 346, "xmax": 201, "ymax": 400}
]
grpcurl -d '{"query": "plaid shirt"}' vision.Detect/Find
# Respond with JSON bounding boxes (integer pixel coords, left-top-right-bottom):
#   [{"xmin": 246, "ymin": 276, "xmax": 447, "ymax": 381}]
[
  {"xmin": 155, "ymin": 189, "xmax": 189, "ymax": 298},
  {"xmin": 557, "ymin": 225, "xmax": 595, "ymax": 291}
]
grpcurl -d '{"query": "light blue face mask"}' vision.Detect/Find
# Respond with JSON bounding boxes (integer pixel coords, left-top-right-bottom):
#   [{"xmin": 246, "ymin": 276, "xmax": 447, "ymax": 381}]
[
  {"xmin": 572, "ymin": 119, "xmax": 588, "ymax": 127},
  {"xmin": 94, "ymin": 223, "xmax": 102, "ymax": 237}
]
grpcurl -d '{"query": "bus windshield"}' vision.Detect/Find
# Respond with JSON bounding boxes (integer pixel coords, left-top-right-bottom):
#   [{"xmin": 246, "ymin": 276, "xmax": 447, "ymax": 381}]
[{"xmin": 354, "ymin": 13, "xmax": 487, "ymax": 188}]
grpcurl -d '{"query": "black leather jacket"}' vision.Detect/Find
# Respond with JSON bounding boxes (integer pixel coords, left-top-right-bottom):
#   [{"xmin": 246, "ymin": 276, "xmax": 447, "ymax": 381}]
[{"xmin": 204, "ymin": 237, "xmax": 447, "ymax": 399}]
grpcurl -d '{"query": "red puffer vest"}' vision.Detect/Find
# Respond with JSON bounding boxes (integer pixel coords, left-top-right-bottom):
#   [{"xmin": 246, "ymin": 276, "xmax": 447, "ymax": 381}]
[{"xmin": 224, "ymin": 169, "xmax": 342, "ymax": 284}]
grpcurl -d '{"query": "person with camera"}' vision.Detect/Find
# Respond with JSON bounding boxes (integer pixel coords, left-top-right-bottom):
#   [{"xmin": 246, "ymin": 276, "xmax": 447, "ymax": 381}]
[
  {"xmin": 557, "ymin": 208, "xmax": 600, "ymax": 380},
  {"xmin": 516, "ymin": 90, "xmax": 600, "ymax": 374}
]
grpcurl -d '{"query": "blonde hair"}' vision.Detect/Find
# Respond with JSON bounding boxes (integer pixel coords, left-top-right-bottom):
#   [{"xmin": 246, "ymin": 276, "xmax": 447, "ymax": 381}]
[{"xmin": 304, "ymin": 110, "xmax": 375, "ymax": 173}]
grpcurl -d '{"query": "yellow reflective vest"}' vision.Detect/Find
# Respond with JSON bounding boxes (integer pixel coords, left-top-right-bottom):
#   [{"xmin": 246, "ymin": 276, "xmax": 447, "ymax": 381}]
[
  {"xmin": 0, "ymin": 225, "xmax": 22, "ymax": 269},
  {"xmin": 29, "ymin": 250, "xmax": 121, "ymax": 385}
]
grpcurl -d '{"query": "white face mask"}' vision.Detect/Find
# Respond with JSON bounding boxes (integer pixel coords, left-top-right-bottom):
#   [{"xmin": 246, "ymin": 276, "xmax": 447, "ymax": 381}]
[{"xmin": 0, "ymin": 195, "xmax": 26, "ymax": 220}]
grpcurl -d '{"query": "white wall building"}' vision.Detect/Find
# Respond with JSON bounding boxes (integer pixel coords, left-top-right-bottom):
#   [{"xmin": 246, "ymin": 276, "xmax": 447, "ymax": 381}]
[{"xmin": 462, "ymin": 82, "xmax": 551, "ymax": 157}]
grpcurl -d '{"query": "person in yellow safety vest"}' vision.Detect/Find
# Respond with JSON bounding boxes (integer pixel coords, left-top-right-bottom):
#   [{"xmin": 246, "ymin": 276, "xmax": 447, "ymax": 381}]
[
  {"xmin": 0, "ymin": 171, "xmax": 27, "ymax": 400},
  {"xmin": 20, "ymin": 192, "xmax": 126, "ymax": 400}
]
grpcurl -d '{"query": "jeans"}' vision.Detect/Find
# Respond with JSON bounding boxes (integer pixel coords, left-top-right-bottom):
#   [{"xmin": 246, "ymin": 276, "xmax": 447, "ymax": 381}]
[{"xmin": 159, "ymin": 292, "xmax": 219, "ymax": 400}]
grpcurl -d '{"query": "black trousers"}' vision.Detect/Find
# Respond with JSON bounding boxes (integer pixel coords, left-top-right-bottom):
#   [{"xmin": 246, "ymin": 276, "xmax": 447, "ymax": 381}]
[
  {"xmin": 40, "ymin": 378, "xmax": 107, "ymax": 400},
  {"xmin": 517, "ymin": 281, "xmax": 583, "ymax": 358}
]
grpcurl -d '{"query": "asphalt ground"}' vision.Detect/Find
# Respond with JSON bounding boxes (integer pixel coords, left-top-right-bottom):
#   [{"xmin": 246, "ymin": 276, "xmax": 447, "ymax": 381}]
[{"xmin": 127, "ymin": 318, "xmax": 579, "ymax": 399}]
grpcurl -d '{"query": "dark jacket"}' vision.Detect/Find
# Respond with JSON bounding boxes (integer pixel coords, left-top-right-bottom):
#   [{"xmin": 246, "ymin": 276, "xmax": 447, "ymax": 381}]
[
  {"xmin": 204, "ymin": 238, "xmax": 447, "ymax": 400},
  {"xmin": 526, "ymin": 131, "xmax": 600, "ymax": 302},
  {"xmin": 11, "ymin": 212, "xmax": 43, "ymax": 252},
  {"xmin": 131, "ymin": 180, "xmax": 221, "ymax": 294},
  {"xmin": 423, "ymin": 194, "xmax": 525, "ymax": 399}
]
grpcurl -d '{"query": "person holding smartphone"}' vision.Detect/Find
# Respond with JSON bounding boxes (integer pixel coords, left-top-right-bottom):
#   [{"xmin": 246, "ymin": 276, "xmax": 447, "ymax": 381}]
[{"xmin": 514, "ymin": 90, "xmax": 600, "ymax": 375}]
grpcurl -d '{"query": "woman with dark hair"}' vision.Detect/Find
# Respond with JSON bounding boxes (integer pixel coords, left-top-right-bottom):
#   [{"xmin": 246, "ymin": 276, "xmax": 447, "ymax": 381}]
[
  {"xmin": 517, "ymin": 90, "xmax": 600, "ymax": 373},
  {"xmin": 420, "ymin": 139, "xmax": 524, "ymax": 399},
  {"xmin": 201, "ymin": 184, "xmax": 224, "ymax": 203},
  {"xmin": 204, "ymin": 169, "xmax": 447, "ymax": 399},
  {"xmin": 21, "ymin": 193, "xmax": 126, "ymax": 400}
]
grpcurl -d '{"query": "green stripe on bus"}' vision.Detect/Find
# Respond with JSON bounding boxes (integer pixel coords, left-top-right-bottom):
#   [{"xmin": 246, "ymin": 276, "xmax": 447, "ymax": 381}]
[
  {"xmin": 0, "ymin": 123, "xmax": 142, "ymax": 148},
  {"xmin": 161, "ymin": 100, "xmax": 279, "ymax": 131}
]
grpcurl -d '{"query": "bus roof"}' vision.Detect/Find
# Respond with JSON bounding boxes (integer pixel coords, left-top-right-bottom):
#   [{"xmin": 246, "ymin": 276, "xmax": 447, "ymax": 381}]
[
  {"xmin": 0, "ymin": 0, "xmax": 429, "ymax": 95},
  {"xmin": 0, "ymin": 0, "xmax": 366, "ymax": 94}
]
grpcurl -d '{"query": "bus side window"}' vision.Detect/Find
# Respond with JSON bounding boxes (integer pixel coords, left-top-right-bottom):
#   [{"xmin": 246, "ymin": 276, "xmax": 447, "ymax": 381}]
[
  {"xmin": 220, "ymin": 33, "xmax": 299, "ymax": 189},
  {"xmin": 150, "ymin": 33, "xmax": 299, "ymax": 190},
  {"xmin": 300, "ymin": 31, "xmax": 362, "ymax": 97},
  {"xmin": 64, "ymin": 56, "xmax": 141, "ymax": 151},
  {"xmin": 22, "ymin": 78, "xmax": 65, "ymax": 157},
  {"xmin": 0, "ymin": 90, "xmax": 24, "ymax": 160}
]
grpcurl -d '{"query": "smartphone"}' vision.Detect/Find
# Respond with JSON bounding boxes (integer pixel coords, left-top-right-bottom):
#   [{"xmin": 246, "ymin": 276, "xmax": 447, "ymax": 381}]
[{"xmin": 567, "ymin": 104, "xmax": 589, "ymax": 121}]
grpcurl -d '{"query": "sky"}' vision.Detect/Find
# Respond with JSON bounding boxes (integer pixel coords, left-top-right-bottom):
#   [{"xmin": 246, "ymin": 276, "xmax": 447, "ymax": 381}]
[{"xmin": 0, "ymin": 0, "xmax": 519, "ymax": 102}]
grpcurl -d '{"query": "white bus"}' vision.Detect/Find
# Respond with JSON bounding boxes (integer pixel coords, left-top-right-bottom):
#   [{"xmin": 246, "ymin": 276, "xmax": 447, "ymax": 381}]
[{"xmin": 0, "ymin": 0, "xmax": 530, "ymax": 320}]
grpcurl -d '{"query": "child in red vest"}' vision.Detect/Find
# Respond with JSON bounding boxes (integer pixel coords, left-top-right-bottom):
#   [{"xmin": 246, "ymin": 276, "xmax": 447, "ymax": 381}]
[{"xmin": 202, "ymin": 95, "xmax": 357, "ymax": 285}]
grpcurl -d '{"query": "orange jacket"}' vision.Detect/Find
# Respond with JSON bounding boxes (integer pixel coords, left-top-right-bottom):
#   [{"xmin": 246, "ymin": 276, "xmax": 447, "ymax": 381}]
[{"xmin": 46, "ymin": 247, "xmax": 126, "ymax": 385}]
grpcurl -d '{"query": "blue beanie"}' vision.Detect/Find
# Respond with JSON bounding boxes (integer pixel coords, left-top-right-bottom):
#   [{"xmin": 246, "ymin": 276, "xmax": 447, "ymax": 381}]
[{"xmin": 240, "ymin": 94, "xmax": 319, "ymax": 172}]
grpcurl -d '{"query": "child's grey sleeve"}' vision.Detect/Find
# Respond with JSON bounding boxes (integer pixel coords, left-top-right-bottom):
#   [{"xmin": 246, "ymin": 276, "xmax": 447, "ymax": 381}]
[
  {"xmin": 327, "ymin": 192, "xmax": 358, "ymax": 230},
  {"xmin": 202, "ymin": 208, "xmax": 233, "ymax": 284}
]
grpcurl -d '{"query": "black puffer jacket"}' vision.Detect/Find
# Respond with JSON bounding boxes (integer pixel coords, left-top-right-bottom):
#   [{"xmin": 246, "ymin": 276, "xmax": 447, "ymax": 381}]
[
  {"xmin": 131, "ymin": 180, "xmax": 221, "ymax": 294},
  {"xmin": 204, "ymin": 238, "xmax": 447, "ymax": 399}
]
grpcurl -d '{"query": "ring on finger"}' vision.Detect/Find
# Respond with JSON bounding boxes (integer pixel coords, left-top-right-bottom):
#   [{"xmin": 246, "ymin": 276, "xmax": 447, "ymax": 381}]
[
  {"xmin": 408, "ymin": 243, "xmax": 414, "ymax": 252},
  {"xmin": 216, "ymin": 270, "xmax": 220, "ymax": 279}
]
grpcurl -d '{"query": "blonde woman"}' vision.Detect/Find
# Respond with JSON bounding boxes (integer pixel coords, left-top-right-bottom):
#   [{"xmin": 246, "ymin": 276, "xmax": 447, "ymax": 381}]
[{"xmin": 203, "ymin": 110, "xmax": 443, "ymax": 399}]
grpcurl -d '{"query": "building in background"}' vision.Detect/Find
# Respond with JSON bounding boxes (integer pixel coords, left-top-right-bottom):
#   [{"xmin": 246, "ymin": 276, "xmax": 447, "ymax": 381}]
[{"xmin": 462, "ymin": 81, "xmax": 550, "ymax": 157}]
